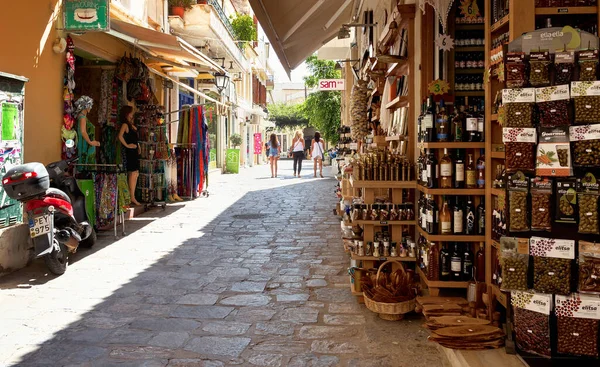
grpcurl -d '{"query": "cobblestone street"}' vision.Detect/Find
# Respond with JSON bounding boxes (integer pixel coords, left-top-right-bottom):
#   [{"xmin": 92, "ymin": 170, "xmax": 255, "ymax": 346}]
[{"xmin": 0, "ymin": 161, "xmax": 446, "ymax": 367}]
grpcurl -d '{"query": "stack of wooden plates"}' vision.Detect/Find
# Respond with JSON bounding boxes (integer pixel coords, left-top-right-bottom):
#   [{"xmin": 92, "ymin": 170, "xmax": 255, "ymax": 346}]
[
  {"xmin": 422, "ymin": 303, "xmax": 465, "ymax": 319},
  {"xmin": 428, "ymin": 325, "xmax": 505, "ymax": 350},
  {"xmin": 425, "ymin": 316, "xmax": 490, "ymax": 331}
]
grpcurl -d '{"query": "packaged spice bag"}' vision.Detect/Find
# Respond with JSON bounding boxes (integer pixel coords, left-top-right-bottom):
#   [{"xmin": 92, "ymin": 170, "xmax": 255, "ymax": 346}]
[
  {"xmin": 570, "ymin": 123, "xmax": 600, "ymax": 167},
  {"xmin": 554, "ymin": 51, "xmax": 575, "ymax": 85},
  {"xmin": 506, "ymin": 52, "xmax": 529, "ymax": 88},
  {"xmin": 530, "ymin": 177, "xmax": 552, "ymax": 232},
  {"xmin": 502, "ymin": 88, "xmax": 535, "ymax": 128},
  {"xmin": 576, "ymin": 172, "xmax": 600, "ymax": 235},
  {"xmin": 571, "ymin": 81, "xmax": 600, "ymax": 124},
  {"xmin": 578, "ymin": 241, "xmax": 600, "ymax": 294},
  {"xmin": 555, "ymin": 178, "xmax": 578, "ymax": 224},
  {"xmin": 530, "ymin": 236, "xmax": 574, "ymax": 295},
  {"xmin": 500, "ymin": 236, "xmax": 530, "ymax": 291},
  {"xmin": 503, "ymin": 128, "xmax": 537, "ymax": 173},
  {"xmin": 555, "ymin": 294, "xmax": 600, "ymax": 358},
  {"xmin": 536, "ymin": 85, "xmax": 571, "ymax": 127},
  {"xmin": 529, "ymin": 51, "xmax": 551, "ymax": 87},
  {"xmin": 508, "ymin": 172, "xmax": 530, "ymax": 232},
  {"xmin": 511, "ymin": 290, "xmax": 553, "ymax": 357},
  {"xmin": 578, "ymin": 49, "xmax": 599, "ymax": 81},
  {"xmin": 536, "ymin": 126, "xmax": 572, "ymax": 177}
]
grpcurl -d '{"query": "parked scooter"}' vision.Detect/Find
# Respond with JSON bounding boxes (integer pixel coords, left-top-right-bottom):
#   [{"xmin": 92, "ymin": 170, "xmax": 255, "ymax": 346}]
[{"xmin": 2, "ymin": 158, "xmax": 96, "ymax": 275}]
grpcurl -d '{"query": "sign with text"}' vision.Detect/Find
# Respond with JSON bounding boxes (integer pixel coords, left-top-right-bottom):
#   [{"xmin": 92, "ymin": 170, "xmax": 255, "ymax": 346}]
[
  {"xmin": 64, "ymin": 0, "xmax": 110, "ymax": 32},
  {"xmin": 226, "ymin": 149, "xmax": 240, "ymax": 174},
  {"xmin": 253, "ymin": 133, "xmax": 262, "ymax": 154},
  {"xmin": 318, "ymin": 79, "xmax": 345, "ymax": 91}
]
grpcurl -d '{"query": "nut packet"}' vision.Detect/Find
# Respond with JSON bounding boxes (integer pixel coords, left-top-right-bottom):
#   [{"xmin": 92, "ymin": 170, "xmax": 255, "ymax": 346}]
[
  {"xmin": 571, "ymin": 81, "xmax": 600, "ymax": 124},
  {"xmin": 506, "ymin": 52, "xmax": 528, "ymax": 88},
  {"xmin": 555, "ymin": 294, "xmax": 600, "ymax": 357},
  {"xmin": 569, "ymin": 123, "xmax": 600, "ymax": 167},
  {"xmin": 511, "ymin": 290, "xmax": 553, "ymax": 357},
  {"xmin": 503, "ymin": 128, "xmax": 537, "ymax": 173},
  {"xmin": 554, "ymin": 51, "xmax": 575, "ymax": 85},
  {"xmin": 577, "ymin": 172, "xmax": 600, "ymax": 235},
  {"xmin": 500, "ymin": 236, "xmax": 530, "ymax": 291},
  {"xmin": 536, "ymin": 126, "xmax": 572, "ymax": 177},
  {"xmin": 555, "ymin": 178, "xmax": 578, "ymax": 224},
  {"xmin": 502, "ymin": 88, "xmax": 535, "ymax": 128},
  {"xmin": 529, "ymin": 51, "xmax": 551, "ymax": 87},
  {"xmin": 530, "ymin": 177, "xmax": 552, "ymax": 232},
  {"xmin": 578, "ymin": 241, "xmax": 600, "ymax": 294},
  {"xmin": 578, "ymin": 49, "xmax": 598, "ymax": 81},
  {"xmin": 536, "ymin": 85, "xmax": 571, "ymax": 127},
  {"xmin": 530, "ymin": 237, "xmax": 574, "ymax": 295},
  {"xmin": 508, "ymin": 172, "xmax": 530, "ymax": 232}
]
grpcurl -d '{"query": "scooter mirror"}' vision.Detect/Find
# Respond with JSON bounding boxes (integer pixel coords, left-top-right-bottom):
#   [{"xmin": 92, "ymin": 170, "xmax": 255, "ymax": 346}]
[{"xmin": 65, "ymin": 139, "xmax": 75, "ymax": 148}]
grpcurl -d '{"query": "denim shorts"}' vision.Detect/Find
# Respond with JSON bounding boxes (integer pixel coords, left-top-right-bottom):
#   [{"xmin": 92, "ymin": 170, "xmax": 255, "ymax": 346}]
[{"xmin": 269, "ymin": 148, "xmax": 279, "ymax": 157}]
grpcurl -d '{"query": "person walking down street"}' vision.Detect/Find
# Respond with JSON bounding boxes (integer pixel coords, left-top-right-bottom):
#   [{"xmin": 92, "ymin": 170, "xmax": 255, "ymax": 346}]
[
  {"xmin": 290, "ymin": 130, "xmax": 305, "ymax": 177},
  {"xmin": 267, "ymin": 133, "xmax": 281, "ymax": 178},
  {"xmin": 310, "ymin": 131, "xmax": 324, "ymax": 178}
]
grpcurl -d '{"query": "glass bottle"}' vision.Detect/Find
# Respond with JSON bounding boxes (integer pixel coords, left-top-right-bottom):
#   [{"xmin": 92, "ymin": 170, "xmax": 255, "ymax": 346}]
[
  {"xmin": 426, "ymin": 149, "xmax": 438, "ymax": 189},
  {"xmin": 466, "ymin": 105, "xmax": 479, "ymax": 142},
  {"xmin": 453, "ymin": 106, "xmax": 464, "ymax": 142},
  {"xmin": 436, "ymin": 99, "xmax": 449, "ymax": 142},
  {"xmin": 440, "ymin": 148, "xmax": 453, "ymax": 188},
  {"xmin": 466, "ymin": 153, "xmax": 476, "ymax": 188},
  {"xmin": 465, "ymin": 196, "xmax": 476, "ymax": 235},
  {"xmin": 477, "ymin": 100, "xmax": 485, "ymax": 142},
  {"xmin": 453, "ymin": 196, "xmax": 464, "ymax": 234},
  {"xmin": 450, "ymin": 243, "xmax": 462, "ymax": 281},
  {"xmin": 426, "ymin": 195, "xmax": 438, "ymax": 235},
  {"xmin": 440, "ymin": 196, "xmax": 452, "ymax": 235},
  {"xmin": 477, "ymin": 197, "xmax": 485, "ymax": 236},
  {"xmin": 462, "ymin": 244, "xmax": 474, "ymax": 281},
  {"xmin": 454, "ymin": 149, "xmax": 465, "ymax": 188},
  {"xmin": 476, "ymin": 149, "xmax": 485, "ymax": 188},
  {"xmin": 423, "ymin": 95, "xmax": 436, "ymax": 142},
  {"xmin": 420, "ymin": 195, "xmax": 427, "ymax": 230},
  {"xmin": 440, "ymin": 244, "xmax": 450, "ymax": 281},
  {"xmin": 475, "ymin": 243, "xmax": 485, "ymax": 282},
  {"xmin": 418, "ymin": 149, "xmax": 427, "ymax": 186},
  {"xmin": 427, "ymin": 242, "xmax": 440, "ymax": 281},
  {"xmin": 417, "ymin": 99, "xmax": 425, "ymax": 143}
]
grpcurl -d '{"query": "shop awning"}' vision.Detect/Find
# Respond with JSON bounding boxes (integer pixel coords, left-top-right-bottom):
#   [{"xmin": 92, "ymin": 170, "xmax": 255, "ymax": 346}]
[
  {"xmin": 249, "ymin": 0, "xmax": 355, "ymax": 75},
  {"xmin": 108, "ymin": 19, "xmax": 225, "ymax": 73}
]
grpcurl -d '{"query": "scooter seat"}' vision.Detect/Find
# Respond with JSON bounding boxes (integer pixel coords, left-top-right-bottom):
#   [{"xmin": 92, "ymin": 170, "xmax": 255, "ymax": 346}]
[{"xmin": 45, "ymin": 188, "xmax": 71, "ymax": 204}]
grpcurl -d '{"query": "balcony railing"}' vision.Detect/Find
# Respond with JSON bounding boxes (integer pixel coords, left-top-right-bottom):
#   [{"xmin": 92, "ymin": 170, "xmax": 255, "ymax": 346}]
[{"xmin": 208, "ymin": 0, "xmax": 242, "ymax": 50}]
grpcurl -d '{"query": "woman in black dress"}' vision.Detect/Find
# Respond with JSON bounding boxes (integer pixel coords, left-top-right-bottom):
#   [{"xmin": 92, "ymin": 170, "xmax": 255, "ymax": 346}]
[{"xmin": 118, "ymin": 106, "xmax": 141, "ymax": 205}]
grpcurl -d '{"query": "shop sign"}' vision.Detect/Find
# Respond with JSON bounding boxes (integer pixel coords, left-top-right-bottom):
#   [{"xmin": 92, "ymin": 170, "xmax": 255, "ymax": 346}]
[
  {"xmin": 318, "ymin": 79, "xmax": 345, "ymax": 91},
  {"xmin": 64, "ymin": 0, "xmax": 110, "ymax": 32},
  {"xmin": 253, "ymin": 133, "xmax": 262, "ymax": 154},
  {"xmin": 226, "ymin": 149, "xmax": 240, "ymax": 174}
]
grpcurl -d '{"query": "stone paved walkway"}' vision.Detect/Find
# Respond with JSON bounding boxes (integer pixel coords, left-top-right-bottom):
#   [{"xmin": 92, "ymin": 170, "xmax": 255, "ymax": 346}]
[{"xmin": 0, "ymin": 161, "xmax": 447, "ymax": 367}]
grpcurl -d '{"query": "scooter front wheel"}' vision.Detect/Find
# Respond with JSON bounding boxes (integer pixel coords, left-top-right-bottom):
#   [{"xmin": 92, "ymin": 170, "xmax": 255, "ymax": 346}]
[{"xmin": 43, "ymin": 241, "xmax": 68, "ymax": 275}]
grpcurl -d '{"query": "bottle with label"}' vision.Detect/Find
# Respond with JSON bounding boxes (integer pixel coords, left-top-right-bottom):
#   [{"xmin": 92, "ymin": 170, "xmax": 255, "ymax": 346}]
[
  {"xmin": 427, "ymin": 242, "xmax": 440, "ymax": 281},
  {"xmin": 440, "ymin": 244, "xmax": 450, "ymax": 281},
  {"xmin": 423, "ymin": 95, "xmax": 436, "ymax": 142},
  {"xmin": 465, "ymin": 196, "xmax": 476, "ymax": 235},
  {"xmin": 466, "ymin": 153, "xmax": 476, "ymax": 188},
  {"xmin": 453, "ymin": 106, "xmax": 464, "ymax": 142},
  {"xmin": 426, "ymin": 149, "xmax": 438, "ymax": 189},
  {"xmin": 454, "ymin": 149, "xmax": 465, "ymax": 188},
  {"xmin": 420, "ymin": 195, "xmax": 427, "ymax": 230},
  {"xmin": 477, "ymin": 100, "xmax": 485, "ymax": 142},
  {"xmin": 475, "ymin": 243, "xmax": 485, "ymax": 282},
  {"xmin": 418, "ymin": 149, "xmax": 427, "ymax": 185},
  {"xmin": 440, "ymin": 148, "xmax": 453, "ymax": 188},
  {"xmin": 476, "ymin": 149, "xmax": 485, "ymax": 188},
  {"xmin": 417, "ymin": 99, "xmax": 424, "ymax": 143},
  {"xmin": 436, "ymin": 99, "xmax": 449, "ymax": 142},
  {"xmin": 477, "ymin": 197, "xmax": 485, "ymax": 235},
  {"xmin": 418, "ymin": 235, "xmax": 428, "ymax": 270},
  {"xmin": 426, "ymin": 195, "xmax": 439, "ymax": 234},
  {"xmin": 453, "ymin": 196, "xmax": 464, "ymax": 234},
  {"xmin": 440, "ymin": 196, "xmax": 452, "ymax": 235},
  {"xmin": 462, "ymin": 244, "xmax": 473, "ymax": 281},
  {"xmin": 466, "ymin": 105, "xmax": 479, "ymax": 142},
  {"xmin": 450, "ymin": 243, "xmax": 463, "ymax": 281}
]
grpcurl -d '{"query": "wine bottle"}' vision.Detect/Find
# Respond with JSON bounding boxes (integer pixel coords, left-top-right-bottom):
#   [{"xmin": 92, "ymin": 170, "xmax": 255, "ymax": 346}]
[
  {"xmin": 462, "ymin": 245, "xmax": 474, "ymax": 281},
  {"xmin": 440, "ymin": 148, "xmax": 453, "ymax": 189},
  {"xmin": 466, "ymin": 153, "xmax": 476, "ymax": 189},
  {"xmin": 475, "ymin": 243, "xmax": 485, "ymax": 282},
  {"xmin": 476, "ymin": 149, "xmax": 485, "ymax": 189},
  {"xmin": 426, "ymin": 149, "xmax": 438, "ymax": 189},
  {"xmin": 440, "ymin": 244, "xmax": 450, "ymax": 281},
  {"xmin": 453, "ymin": 196, "xmax": 464, "ymax": 234},
  {"xmin": 436, "ymin": 99, "xmax": 449, "ymax": 142},
  {"xmin": 440, "ymin": 196, "xmax": 452, "ymax": 235},
  {"xmin": 450, "ymin": 243, "xmax": 463, "ymax": 281},
  {"xmin": 477, "ymin": 197, "xmax": 485, "ymax": 235},
  {"xmin": 465, "ymin": 196, "xmax": 476, "ymax": 235},
  {"xmin": 454, "ymin": 149, "xmax": 465, "ymax": 188}
]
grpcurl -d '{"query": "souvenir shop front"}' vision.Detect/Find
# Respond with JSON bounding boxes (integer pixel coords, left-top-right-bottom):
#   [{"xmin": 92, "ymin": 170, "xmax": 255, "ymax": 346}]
[{"xmin": 65, "ymin": 20, "xmax": 221, "ymax": 230}]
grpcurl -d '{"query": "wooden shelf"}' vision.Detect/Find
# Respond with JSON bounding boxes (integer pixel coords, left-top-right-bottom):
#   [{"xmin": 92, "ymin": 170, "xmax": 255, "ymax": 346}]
[
  {"xmin": 386, "ymin": 95, "xmax": 409, "ymax": 110},
  {"xmin": 455, "ymin": 68, "xmax": 485, "ymax": 74},
  {"xmin": 353, "ymin": 220, "xmax": 416, "ymax": 226},
  {"xmin": 491, "ymin": 14, "xmax": 509, "ymax": 33},
  {"xmin": 491, "ymin": 151, "xmax": 505, "ymax": 159},
  {"xmin": 491, "ymin": 187, "xmax": 505, "ymax": 197},
  {"xmin": 417, "ymin": 227, "xmax": 485, "ymax": 243},
  {"xmin": 417, "ymin": 185, "xmax": 485, "ymax": 196},
  {"xmin": 386, "ymin": 60, "xmax": 409, "ymax": 78},
  {"xmin": 491, "ymin": 113, "xmax": 498, "ymax": 121},
  {"xmin": 454, "ymin": 91, "xmax": 485, "ymax": 97},
  {"xmin": 455, "ymin": 46, "xmax": 485, "ymax": 52},
  {"xmin": 535, "ymin": 6, "xmax": 597, "ymax": 15},
  {"xmin": 349, "ymin": 177, "xmax": 417, "ymax": 189},
  {"xmin": 455, "ymin": 23, "xmax": 485, "ymax": 30},
  {"xmin": 419, "ymin": 142, "xmax": 485, "ymax": 149},
  {"xmin": 385, "ymin": 135, "xmax": 406, "ymax": 141},
  {"xmin": 491, "ymin": 284, "xmax": 508, "ymax": 309},
  {"xmin": 351, "ymin": 254, "xmax": 417, "ymax": 262},
  {"xmin": 350, "ymin": 282, "xmax": 363, "ymax": 296},
  {"xmin": 417, "ymin": 267, "xmax": 470, "ymax": 289}
]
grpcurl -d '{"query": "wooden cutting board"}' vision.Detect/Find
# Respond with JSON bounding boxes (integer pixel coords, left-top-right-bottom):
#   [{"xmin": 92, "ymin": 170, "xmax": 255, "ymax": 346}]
[
  {"xmin": 427, "ymin": 316, "xmax": 491, "ymax": 328},
  {"xmin": 417, "ymin": 296, "xmax": 469, "ymax": 305},
  {"xmin": 433, "ymin": 325, "xmax": 504, "ymax": 338}
]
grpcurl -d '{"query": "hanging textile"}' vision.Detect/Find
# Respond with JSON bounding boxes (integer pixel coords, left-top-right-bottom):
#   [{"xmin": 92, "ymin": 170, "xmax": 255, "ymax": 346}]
[
  {"xmin": 117, "ymin": 173, "xmax": 131, "ymax": 212},
  {"xmin": 94, "ymin": 173, "xmax": 117, "ymax": 228},
  {"xmin": 175, "ymin": 105, "xmax": 210, "ymax": 198},
  {"xmin": 98, "ymin": 126, "xmax": 117, "ymax": 165},
  {"xmin": 419, "ymin": 0, "xmax": 455, "ymax": 33}
]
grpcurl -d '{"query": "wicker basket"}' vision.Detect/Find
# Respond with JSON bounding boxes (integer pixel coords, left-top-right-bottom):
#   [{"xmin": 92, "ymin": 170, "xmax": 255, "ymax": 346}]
[{"xmin": 363, "ymin": 260, "xmax": 416, "ymax": 321}]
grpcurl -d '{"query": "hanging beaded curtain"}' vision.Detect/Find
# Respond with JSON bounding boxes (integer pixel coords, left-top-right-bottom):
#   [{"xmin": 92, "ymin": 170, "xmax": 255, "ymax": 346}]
[{"xmin": 419, "ymin": 0, "xmax": 455, "ymax": 33}]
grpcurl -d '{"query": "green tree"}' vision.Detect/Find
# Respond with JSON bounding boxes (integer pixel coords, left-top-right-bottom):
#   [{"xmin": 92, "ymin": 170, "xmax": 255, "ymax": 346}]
[
  {"xmin": 268, "ymin": 103, "xmax": 308, "ymax": 130},
  {"xmin": 302, "ymin": 55, "xmax": 341, "ymax": 144},
  {"xmin": 230, "ymin": 13, "xmax": 257, "ymax": 46}
]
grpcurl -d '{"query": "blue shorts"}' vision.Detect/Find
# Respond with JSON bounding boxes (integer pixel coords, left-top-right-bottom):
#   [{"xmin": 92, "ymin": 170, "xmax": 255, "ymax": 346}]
[{"xmin": 269, "ymin": 148, "xmax": 278, "ymax": 156}]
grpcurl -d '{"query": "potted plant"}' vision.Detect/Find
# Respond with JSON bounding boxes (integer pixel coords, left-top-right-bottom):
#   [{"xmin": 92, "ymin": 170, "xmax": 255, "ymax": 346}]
[
  {"xmin": 168, "ymin": 0, "xmax": 195, "ymax": 18},
  {"xmin": 229, "ymin": 133, "xmax": 243, "ymax": 148},
  {"xmin": 230, "ymin": 13, "xmax": 257, "ymax": 48},
  {"xmin": 226, "ymin": 133, "xmax": 243, "ymax": 174}
]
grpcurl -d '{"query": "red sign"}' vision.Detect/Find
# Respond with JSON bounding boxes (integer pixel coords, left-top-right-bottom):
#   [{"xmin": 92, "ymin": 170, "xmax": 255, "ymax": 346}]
[
  {"xmin": 318, "ymin": 79, "xmax": 345, "ymax": 91},
  {"xmin": 254, "ymin": 133, "xmax": 262, "ymax": 154}
]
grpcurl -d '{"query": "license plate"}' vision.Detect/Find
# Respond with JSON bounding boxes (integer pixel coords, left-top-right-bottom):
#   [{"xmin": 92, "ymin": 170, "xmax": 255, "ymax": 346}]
[{"xmin": 29, "ymin": 215, "xmax": 51, "ymax": 238}]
